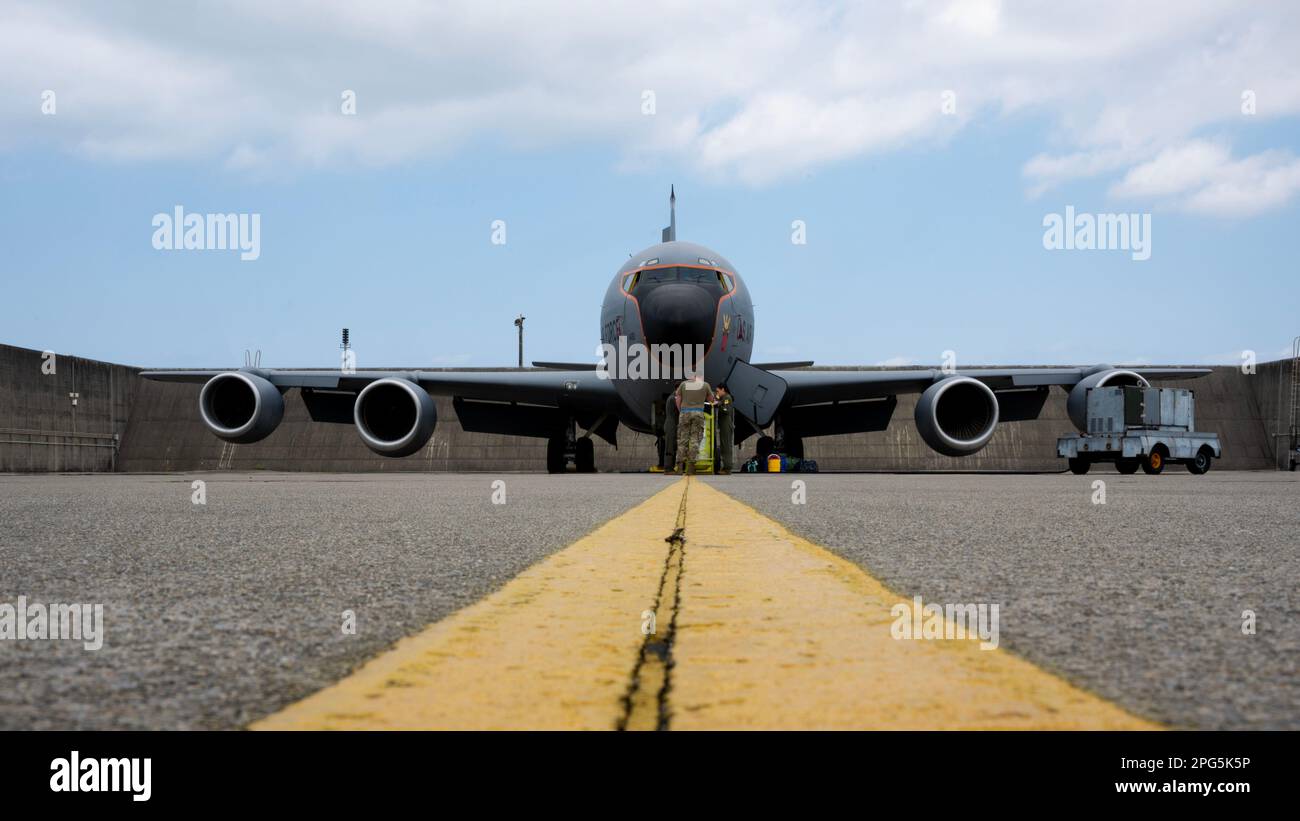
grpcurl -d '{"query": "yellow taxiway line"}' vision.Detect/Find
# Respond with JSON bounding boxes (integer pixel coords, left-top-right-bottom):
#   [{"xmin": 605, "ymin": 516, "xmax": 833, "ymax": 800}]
[
  {"xmin": 670, "ymin": 480, "xmax": 1154, "ymax": 729},
  {"xmin": 253, "ymin": 481, "xmax": 686, "ymax": 730},
  {"xmin": 254, "ymin": 477, "xmax": 1155, "ymax": 730}
]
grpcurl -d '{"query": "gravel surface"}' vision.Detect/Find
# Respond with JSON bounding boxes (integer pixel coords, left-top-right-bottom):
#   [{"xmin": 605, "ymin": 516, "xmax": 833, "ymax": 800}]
[
  {"xmin": 0, "ymin": 472, "xmax": 668, "ymax": 729},
  {"xmin": 705, "ymin": 471, "xmax": 1300, "ymax": 729}
]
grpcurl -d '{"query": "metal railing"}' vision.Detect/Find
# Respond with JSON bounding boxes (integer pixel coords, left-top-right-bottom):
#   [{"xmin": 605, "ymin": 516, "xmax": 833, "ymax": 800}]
[{"xmin": 0, "ymin": 427, "xmax": 121, "ymax": 471}]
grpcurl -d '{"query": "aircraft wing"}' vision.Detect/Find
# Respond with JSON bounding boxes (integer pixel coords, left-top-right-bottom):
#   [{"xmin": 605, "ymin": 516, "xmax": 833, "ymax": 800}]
[
  {"xmin": 773, "ymin": 366, "xmax": 1212, "ymax": 406},
  {"xmin": 138, "ymin": 368, "xmax": 622, "ymax": 409}
]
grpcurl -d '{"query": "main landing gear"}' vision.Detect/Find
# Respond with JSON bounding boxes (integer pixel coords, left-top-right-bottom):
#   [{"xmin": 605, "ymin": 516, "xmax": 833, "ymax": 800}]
[
  {"xmin": 755, "ymin": 419, "xmax": 804, "ymax": 461},
  {"xmin": 546, "ymin": 417, "xmax": 596, "ymax": 474}
]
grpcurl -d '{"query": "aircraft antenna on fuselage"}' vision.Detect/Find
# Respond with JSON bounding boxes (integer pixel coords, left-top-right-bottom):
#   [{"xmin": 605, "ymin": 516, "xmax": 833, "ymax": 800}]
[{"xmin": 661, "ymin": 185, "xmax": 676, "ymax": 242}]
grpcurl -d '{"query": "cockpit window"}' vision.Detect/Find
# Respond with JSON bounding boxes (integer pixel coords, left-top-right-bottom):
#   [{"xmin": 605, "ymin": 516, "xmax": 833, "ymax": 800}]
[
  {"xmin": 627, "ymin": 266, "xmax": 730, "ymax": 296},
  {"xmin": 637, "ymin": 267, "xmax": 680, "ymax": 286},
  {"xmin": 677, "ymin": 267, "xmax": 716, "ymax": 285}
]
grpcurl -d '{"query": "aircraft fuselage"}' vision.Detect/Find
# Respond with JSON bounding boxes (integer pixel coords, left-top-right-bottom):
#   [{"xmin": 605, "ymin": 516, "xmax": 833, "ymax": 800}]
[{"xmin": 600, "ymin": 239, "xmax": 754, "ymax": 432}]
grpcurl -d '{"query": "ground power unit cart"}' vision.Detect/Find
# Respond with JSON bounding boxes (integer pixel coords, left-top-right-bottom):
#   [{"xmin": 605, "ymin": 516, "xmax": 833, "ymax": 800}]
[{"xmin": 1057, "ymin": 385, "xmax": 1221, "ymax": 475}]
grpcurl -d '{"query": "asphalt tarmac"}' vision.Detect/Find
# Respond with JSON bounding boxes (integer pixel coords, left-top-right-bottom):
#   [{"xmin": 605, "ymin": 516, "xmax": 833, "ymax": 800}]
[
  {"xmin": 0, "ymin": 473, "xmax": 667, "ymax": 729},
  {"xmin": 710, "ymin": 471, "xmax": 1300, "ymax": 729},
  {"xmin": 1, "ymin": 471, "xmax": 1295, "ymax": 729}
]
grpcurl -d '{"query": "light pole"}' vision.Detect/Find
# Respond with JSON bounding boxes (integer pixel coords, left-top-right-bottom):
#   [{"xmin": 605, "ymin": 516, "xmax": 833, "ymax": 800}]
[{"xmin": 514, "ymin": 314, "xmax": 525, "ymax": 368}]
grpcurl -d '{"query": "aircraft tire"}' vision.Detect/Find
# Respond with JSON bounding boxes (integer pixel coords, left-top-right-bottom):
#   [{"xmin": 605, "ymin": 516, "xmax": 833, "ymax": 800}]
[
  {"xmin": 546, "ymin": 437, "xmax": 567, "ymax": 474},
  {"xmin": 575, "ymin": 438, "xmax": 595, "ymax": 473}
]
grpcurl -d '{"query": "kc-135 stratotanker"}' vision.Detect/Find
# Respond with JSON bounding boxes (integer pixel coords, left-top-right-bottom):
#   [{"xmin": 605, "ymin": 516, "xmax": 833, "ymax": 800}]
[{"xmin": 142, "ymin": 190, "xmax": 1210, "ymax": 473}]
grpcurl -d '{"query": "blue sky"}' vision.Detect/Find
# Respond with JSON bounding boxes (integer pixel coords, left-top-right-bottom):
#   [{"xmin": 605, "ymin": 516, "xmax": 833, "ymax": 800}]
[{"xmin": 2, "ymin": 1, "xmax": 1298, "ymax": 369}]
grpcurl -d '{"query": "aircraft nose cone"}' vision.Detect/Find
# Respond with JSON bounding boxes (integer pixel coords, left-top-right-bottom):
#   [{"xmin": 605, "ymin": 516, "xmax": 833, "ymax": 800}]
[{"xmin": 639, "ymin": 282, "xmax": 716, "ymax": 352}]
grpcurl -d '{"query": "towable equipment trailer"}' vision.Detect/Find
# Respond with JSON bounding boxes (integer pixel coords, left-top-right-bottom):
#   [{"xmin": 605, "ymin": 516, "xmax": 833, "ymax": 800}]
[{"xmin": 1057, "ymin": 385, "xmax": 1221, "ymax": 475}]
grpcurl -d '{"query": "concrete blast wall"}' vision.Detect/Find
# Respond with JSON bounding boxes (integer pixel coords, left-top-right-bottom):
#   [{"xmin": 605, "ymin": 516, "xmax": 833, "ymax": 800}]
[
  {"xmin": 0, "ymin": 343, "xmax": 1291, "ymax": 473},
  {"xmin": 0, "ymin": 344, "xmax": 135, "ymax": 472}
]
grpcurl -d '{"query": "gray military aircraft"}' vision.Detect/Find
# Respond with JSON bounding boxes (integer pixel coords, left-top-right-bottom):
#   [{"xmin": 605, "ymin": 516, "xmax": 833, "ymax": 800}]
[{"xmin": 142, "ymin": 189, "xmax": 1209, "ymax": 472}]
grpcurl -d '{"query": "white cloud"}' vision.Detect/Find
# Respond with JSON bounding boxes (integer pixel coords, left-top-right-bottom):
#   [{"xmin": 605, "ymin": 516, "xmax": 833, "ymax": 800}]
[
  {"xmin": 1182, "ymin": 154, "xmax": 1300, "ymax": 217},
  {"xmin": 875, "ymin": 356, "xmax": 917, "ymax": 367},
  {"xmin": 935, "ymin": 0, "xmax": 1004, "ymax": 38},
  {"xmin": 693, "ymin": 90, "xmax": 946, "ymax": 185},
  {"xmin": 1111, "ymin": 141, "xmax": 1300, "ymax": 216},
  {"xmin": 1022, "ymin": 148, "xmax": 1136, "ymax": 197},
  {"xmin": 1110, "ymin": 142, "xmax": 1234, "ymax": 199},
  {"xmin": 2, "ymin": 0, "xmax": 1299, "ymax": 213}
]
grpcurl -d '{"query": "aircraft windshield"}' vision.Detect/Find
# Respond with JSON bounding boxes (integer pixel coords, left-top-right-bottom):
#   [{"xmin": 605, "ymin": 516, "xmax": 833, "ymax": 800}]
[{"xmin": 629, "ymin": 266, "xmax": 729, "ymax": 295}]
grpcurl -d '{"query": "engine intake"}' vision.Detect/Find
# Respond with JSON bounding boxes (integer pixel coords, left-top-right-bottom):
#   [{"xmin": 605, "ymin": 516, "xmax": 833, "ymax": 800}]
[
  {"xmin": 1066, "ymin": 367, "xmax": 1149, "ymax": 432},
  {"xmin": 914, "ymin": 376, "xmax": 999, "ymax": 457},
  {"xmin": 354, "ymin": 378, "xmax": 437, "ymax": 457},
  {"xmin": 198, "ymin": 372, "xmax": 285, "ymax": 444}
]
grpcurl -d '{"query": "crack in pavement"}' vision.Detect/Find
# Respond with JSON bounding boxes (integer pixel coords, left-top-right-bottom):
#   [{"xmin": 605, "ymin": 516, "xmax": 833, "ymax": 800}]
[{"xmin": 617, "ymin": 478, "xmax": 689, "ymax": 731}]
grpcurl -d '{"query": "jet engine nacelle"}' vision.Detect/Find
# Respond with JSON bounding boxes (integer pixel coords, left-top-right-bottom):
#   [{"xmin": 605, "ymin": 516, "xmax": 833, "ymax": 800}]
[
  {"xmin": 198, "ymin": 372, "xmax": 285, "ymax": 444},
  {"xmin": 914, "ymin": 376, "xmax": 999, "ymax": 457},
  {"xmin": 354, "ymin": 377, "xmax": 437, "ymax": 457},
  {"xmin": 1066, "ymin": 367, "xmax": 1149, "ymax": 432}
]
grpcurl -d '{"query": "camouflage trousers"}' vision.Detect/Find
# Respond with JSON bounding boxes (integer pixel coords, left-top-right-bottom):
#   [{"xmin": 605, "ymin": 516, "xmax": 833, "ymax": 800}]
[
  {"xmin": 676, "ymin": 411, "xmax": 706, "ymax": 466},
  {"xmin": 662, "ymin": 405, "xmax": 677, "ymax": 469}
]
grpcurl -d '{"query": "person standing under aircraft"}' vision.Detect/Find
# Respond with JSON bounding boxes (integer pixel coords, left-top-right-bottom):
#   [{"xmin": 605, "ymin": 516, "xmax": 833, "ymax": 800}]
[
  {"xmin": 663, "ymin": 396, "xmax": 680, "ymax": 474},
  {"xmin": 714, "ymin": 383, "xmax": 734, "ymax": 474},
  {"xmin": 674, "ymin": 371, "xmax": 714, "ymax": 475}
]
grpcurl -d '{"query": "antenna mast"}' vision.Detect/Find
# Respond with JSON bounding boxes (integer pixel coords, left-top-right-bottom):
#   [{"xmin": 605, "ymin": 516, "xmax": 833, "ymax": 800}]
[
  {"xmin": 661, "ymin": 185, "xmax": 676, "ymax": 242},
  {"xmin": 514, "ymin": 315, "xmax": 525, "ymax": 368}
]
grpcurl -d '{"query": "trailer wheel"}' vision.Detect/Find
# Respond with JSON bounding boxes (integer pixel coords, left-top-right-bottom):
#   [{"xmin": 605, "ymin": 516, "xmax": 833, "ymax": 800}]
[
  {"xmin": 1186, "ymin": 447, "xmax": 1212, "ymax": 475},
  {"xmin": 1068, "ymin": 457, "xmax": 1090, "ymax": 475},
  {"xmin": 1116, "ymin": 459, "xmax": 1139, "ymax": 474},
  {"xmin": 1141, "ymin": 446, "xmax": 1166, "ymax": 475}
]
